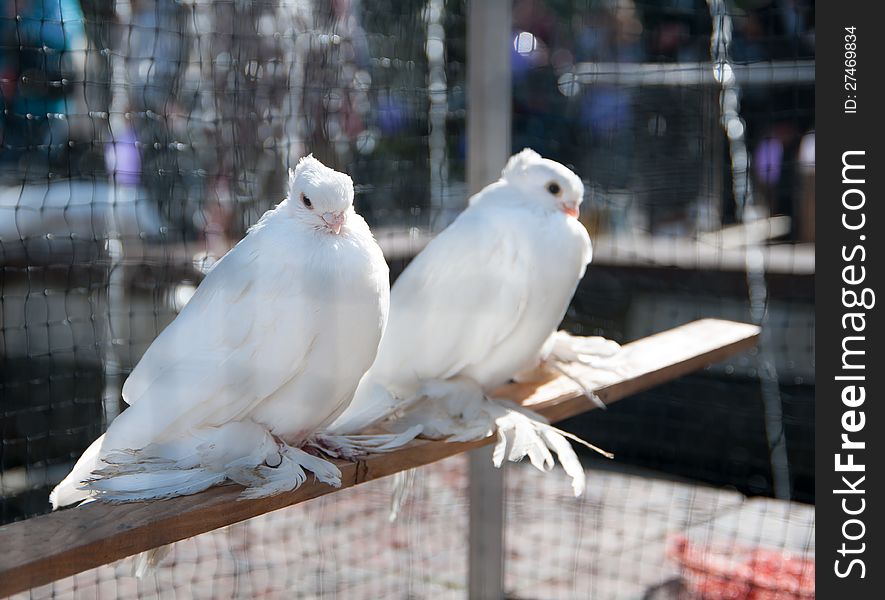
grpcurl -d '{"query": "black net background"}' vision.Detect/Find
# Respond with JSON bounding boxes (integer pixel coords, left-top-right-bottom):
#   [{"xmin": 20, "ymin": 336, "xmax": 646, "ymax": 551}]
[{"xmin": 2, "ymin": 0, "xmax": 814, "ymax": 597}]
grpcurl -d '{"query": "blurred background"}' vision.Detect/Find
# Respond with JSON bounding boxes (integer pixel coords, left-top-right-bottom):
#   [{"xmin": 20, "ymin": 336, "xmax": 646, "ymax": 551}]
[{"xmin": 1, "ymin": 0, "xmax": 814, "ymax": 598}]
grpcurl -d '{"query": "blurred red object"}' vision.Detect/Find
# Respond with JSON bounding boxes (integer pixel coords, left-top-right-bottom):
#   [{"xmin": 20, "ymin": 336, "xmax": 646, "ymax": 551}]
[{"xmin": 668, "ymin": 534, "xmax": 815, "ymax": 600}]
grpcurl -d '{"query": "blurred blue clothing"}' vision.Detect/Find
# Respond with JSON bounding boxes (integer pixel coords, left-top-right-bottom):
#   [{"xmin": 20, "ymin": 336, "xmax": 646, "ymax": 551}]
[{"xmin": 1, "ymin": 0, "xmax": 86, "ymax": 154}]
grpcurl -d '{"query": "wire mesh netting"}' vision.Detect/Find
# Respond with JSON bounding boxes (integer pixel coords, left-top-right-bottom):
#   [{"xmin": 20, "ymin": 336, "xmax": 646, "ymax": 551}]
[
  {"xmin": 11, "ymin": 456, "xmax": 815, "ymax": 599},
  {"xmin": 2, "ymin": 0, "xmax": 814, "ymax": 597}
]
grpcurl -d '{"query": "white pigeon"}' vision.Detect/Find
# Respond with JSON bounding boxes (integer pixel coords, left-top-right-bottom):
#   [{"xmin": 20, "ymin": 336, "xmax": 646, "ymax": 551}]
[
  {"xmin": 51, "ymin": 155, "xmax": 392, "ymax": 507},
  {"xmin": 328, "ymin": 148, "xmax": 619, "ymax": 496}
]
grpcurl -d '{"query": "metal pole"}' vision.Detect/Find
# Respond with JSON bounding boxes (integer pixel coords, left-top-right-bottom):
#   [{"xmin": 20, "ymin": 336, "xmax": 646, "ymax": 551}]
[
  {"xmin": 425, "ymin": 0, "xmax": 450, "ymax": 231},
  {"xmin": 466, "ymin": 1, "xmax": 511, "ymax": 598},
  {"xmin": 706, "ymin": 0, "xmax": 791, "ymax": 500},
  {"xmin": 468, "ymin": 446, "xmax": 506, "ymax": 599}
]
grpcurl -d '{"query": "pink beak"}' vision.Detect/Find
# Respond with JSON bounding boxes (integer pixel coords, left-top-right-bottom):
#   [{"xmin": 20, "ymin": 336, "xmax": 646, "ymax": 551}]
[
  {"xmin": 561, "ymin": 203, "xmax": 579, "ymax": 218},
  {"xmin": 322, "ymin": 211, "xmax": 346, "ymax": 234}
]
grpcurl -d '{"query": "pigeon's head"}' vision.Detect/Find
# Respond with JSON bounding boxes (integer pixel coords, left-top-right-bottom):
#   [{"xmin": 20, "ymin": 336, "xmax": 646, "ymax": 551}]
[
  {"xmin": 500, "ymin": 148, "xmax": 585, "ymax": 218},
  {"xmin": 287, "ymin": 155, "xmax": 354, "ymax": 234}
]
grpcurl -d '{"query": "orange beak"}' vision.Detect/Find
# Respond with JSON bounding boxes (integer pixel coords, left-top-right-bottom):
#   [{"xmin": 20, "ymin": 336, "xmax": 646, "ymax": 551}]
[
  {"xmin": 561, "ymin": 203, "xmax": 579, "ymax": 218},
  {"xmin": 322, "ymin": 211, "xmax": 346, "ymax": 234}
]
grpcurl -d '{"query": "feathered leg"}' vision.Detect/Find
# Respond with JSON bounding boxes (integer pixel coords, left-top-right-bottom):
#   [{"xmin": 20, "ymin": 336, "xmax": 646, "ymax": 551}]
[
  {"xmin": 228, "ymin": 443, "xmax": 342, "ymax": 500},
  {"xmin": 306, "ymin": 425, "xmax": 424, "ymax": 460},
  {"xmin": 377, "ymin": 379, "xmax": 491, "ymax": 522},
  {"xmin": 383, "ymin": 378, "xmax": 495, "ymax": 441},
  {"xmin": 541, "ymin": 330, "xmax": 621, "ymax": 366},
  {"xmin": 532, "ymin": 330, "xmax": 628, "ymax": 409},
  {"xmin": 547, "ymin": 361, "xmax": 607, "ymax": 410},
  {"xmin": 385, "ymin": 378, "xmax": 611, "ymax": 497},
  {"xmin": 484, "ymin": 398, "xmax": 613, "ymax": 497}
]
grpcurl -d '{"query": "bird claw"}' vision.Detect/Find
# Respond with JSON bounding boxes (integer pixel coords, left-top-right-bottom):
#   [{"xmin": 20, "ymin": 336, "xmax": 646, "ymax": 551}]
[
  {"xmin": 482, "ymin": 399, "xmax": 611, "ymax": 497},
  {"xmin": 304, "ymin": 435, "xmax": 365, "ymax": 460},
  {"xmin": 546, "ymin": 360, "xmax": 608, "ymax": 410},
  {"xmin": 573, "ymin": 354, "xmax": 623, "ymax": 370},
  {"xmin": 307, "ymin": 426, "xmax": 423, "ymax": 461},
  {"xmin": 540, "ymin": 330, "xmax": 628, "ymax": 409},
  {"xmin": 545, "ymin": 330, "xmax": 622, "ymax": 364},
  {"xmin": 233, "ymin": 444, "xmax": 341, "ymax": 500}
]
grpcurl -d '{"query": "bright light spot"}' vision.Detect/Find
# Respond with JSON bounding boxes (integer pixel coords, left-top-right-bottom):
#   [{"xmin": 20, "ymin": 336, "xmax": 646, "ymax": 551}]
[
  {"xmin": 513, "ymin": 31, "xmax": 537, "ymax": 55},
  {"xmin": 429, "ymin": 81, "xmax": 446, "ymax": 95},
  {"xmin": 557, "ymin": 72, "xmax": 580, "ymax": 97},
  {"xmin": 723, "ymin": 89, "xmax": 739, "ymax": 112},
  {"xmin": 173, "ymin": 284, "xmax": 197, "ymax": 311},
  {"xmin": 726, "ymin": 117, "xmax": 745, "ymax": 140},
  {"xmin": 746, "ymin": 247, "xmax": 764, "ymax": 271},
  {"xmin": 245, "ymin": 60, "xmax": 259, "ymax": 78},
  {"xmin": 258, "ymin": 15, "xmax": 275, "ymax": 36},
  {"xmin": 425, "ymin": 38, "xmax": 444, "ymax": 62},
  {"xmin": 799, "ymin": 132, "xmax": 815, "ymax": 172},
  {"xmin": 713, "ymin": 62, "xmax": 734, "ymax": 85}
]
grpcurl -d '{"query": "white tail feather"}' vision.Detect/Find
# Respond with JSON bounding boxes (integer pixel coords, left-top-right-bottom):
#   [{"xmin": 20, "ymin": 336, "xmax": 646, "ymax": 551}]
[
  {"xmin": 50, "ymin": 434, "xmax": 106, "ymax": 509},
  {"xmin": 83, "ymin": 468, "xmax": 227, "ymax": 502},
  {"xmin": 76, "ymin": 433, "xmax": 342, "ymax": 503}
]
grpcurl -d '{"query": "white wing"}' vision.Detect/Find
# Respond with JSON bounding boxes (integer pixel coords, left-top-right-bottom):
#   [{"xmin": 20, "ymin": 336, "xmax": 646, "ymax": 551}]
[
  {"xmin": 371, "ymin": 206, "xmax": 531, "ymax": 395},
  {"xmin": 330, "ymin": 209, "xmax": 529, "ymax": 434},
  {"xmin": 102, "ymin": 229, "xmax": 320, "ymax": 451}
]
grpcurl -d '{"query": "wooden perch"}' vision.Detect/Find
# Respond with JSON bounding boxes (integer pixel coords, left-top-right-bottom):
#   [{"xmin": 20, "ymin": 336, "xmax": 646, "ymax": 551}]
[{"xmin": 0, "ymin": 318, "xmax": 759, "ymax": 597}]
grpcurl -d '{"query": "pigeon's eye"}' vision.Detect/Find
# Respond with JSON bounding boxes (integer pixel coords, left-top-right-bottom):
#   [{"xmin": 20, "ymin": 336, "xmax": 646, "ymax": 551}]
[
  {"xmin": 302, "ymin": 194, "xmax": 313, "ymax": 209},
  {"xmin": 546, "ymin": 182, "xmax": 562, "ymax": 196}
]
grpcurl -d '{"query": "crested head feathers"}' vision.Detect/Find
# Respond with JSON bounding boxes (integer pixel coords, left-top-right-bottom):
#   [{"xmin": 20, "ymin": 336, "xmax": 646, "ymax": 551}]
[
  {"xmin": 501, "ymin": 148, "xmax": 543, "ymax": 183},
  {"xmin": 287, "ymin": 154, "xmax": 354, "ymax": 206}
]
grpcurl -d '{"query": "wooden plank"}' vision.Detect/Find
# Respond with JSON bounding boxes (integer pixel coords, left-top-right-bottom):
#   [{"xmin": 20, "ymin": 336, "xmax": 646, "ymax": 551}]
[{"xmin": 0, "ymin": 318, "xmax": 759, "ymax": 597}]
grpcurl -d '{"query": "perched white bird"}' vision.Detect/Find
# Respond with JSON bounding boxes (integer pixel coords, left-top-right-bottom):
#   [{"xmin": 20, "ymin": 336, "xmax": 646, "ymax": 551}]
[
  {"xmin": 328, "ymin": 148, "xmax": 619, "ymax": 496},
  {"xmin": 51, "ymin": 155, "xmax": 392, "ymax": 507}
]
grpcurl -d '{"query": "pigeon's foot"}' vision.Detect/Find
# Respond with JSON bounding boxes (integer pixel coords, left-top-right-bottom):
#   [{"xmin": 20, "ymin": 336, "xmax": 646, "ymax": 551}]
[
  {"xmin": 386, "ymin": 378, "xmax": 494, "ymax": 441},
  {"xmin": 544, "ymin": 330, "xmax": 622, "ymax": 367},
  {"xmin": 484, "ymin": 399, "xmax": 612, "ymax": 497},
  {"xmin": 536, "ymin": 331, "xmax": 629, "ymax": 409},
  {"xmin": 233, "ymin": 443, "xmax": 342, "ymax": 500},
  {"xmin": 388, "ymin": 376, "xmax": 611, "ymax": 496},
  {"xmin": 307, "ymin": 426, "xmax": 423, "ymax": 460},
  {"xmin": 547, "ymin": 360, "xmax": 608, "ymax": 410}
]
